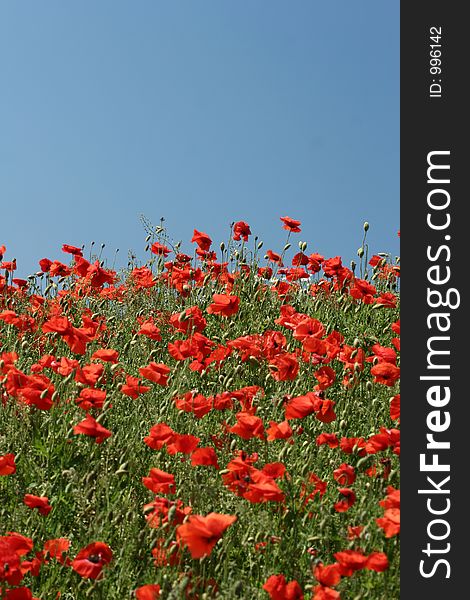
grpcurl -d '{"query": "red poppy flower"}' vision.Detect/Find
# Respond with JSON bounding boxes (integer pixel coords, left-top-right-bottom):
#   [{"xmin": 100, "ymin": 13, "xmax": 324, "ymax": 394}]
[
  {"xmin": 365, "ymin": 427, "xmax": 400, "ymax": 455},
  {"xmin": 76, "ymin": 387, "xmax": 106, "ymax": 410},
  {"xmin": 0, "ymin": 260, "xmax": 16, "ymax": 271},
  {"xmin": 333, "ymin": 549, "xmax": 368, "ymax": 576},
  {"xmin": 292, "ymin": 252, "xmax": 309, "ymax": 267},
  {"xmin": 376, "ymin": 508, "xmax": 400, "ymax": 538},
  {"xmin": 71, "ymin": 541, "xmax": 113, "ymax": 579},
  {"xmin": 285, "ymin": 392, "xmax": 320, "ymax": 420},
  {"xmin": 121, "ymin": 375, "xmax": 151, "ymax": 399},
  {"xmin": 269, "ymin": 352, "xmax": 299, "ymax": 382},
  {"xmin": 367, "ymin": 344, "xmax": 397, "ymax": 365},
  {"xmin": 0, "ymin": 541, "xmax": 23, "ymax": 586},
  {"xmin": 38, "ymin": 258, "xmax": 52, "ymax": 272},
  {"xmin": 206, "ymin": 293, "xmax": 240, "ymax": 317},
  {"xmin": 73, "ymin": 414, "xmax": 112, "ymax": 444},
  {"xmin": 391, "ymin": 319, "xmax": 400, "ymax": 335},
  {"xmin": 390, "ymin": 393, "xmax": 400, "ymax": 421},
  {"xmin": 374, "ymin": 291, "xmax": 397, "ymax": 307},
  {"xmin": 143, "ymin": 497, "xmax": 191, "ymax": 529},
  {"xmin": 3, "ymin": 588, "xmax": 41, "ymax": 600},
  {"xmin": 334, "ymin": 488, "xmax": 356, "ymax": 512},
  {"xmin": 91, "ymin": 348, "xmax": 119, "ymax": 363},
  {"xmin": 151, "ymin": 538, "xmax": 182, "ymax": 567},
  {"xmin": 333, "ymin": 464, "xmax": 356, "ymax": 486},
  {"xmin": 191, "ymin": 447, "xmax": 220, "ymax": 469},
  {"xmin": 137, "ymin": 319, "xmax": 162, "ymax": 341},
  {"xmin": 135, "ymin": 584, "xmax": 161, "ymax": 599},
  {"xmin": 266, "ymin": 249, "xmax": 284, "ymax": 265},
  {"xmin": 151, "ymin": 242, "xmax": 171, "ymax": 256},
  {"xmin": 170, "ymin": 306, "xmax": 207, "ymax": 334},
  {"xmin": 43, "ymin": 537, "xmax": 70, "ymax": 564},
  {"xmin": 142, "ymin": 468, "xmax": 176, "ymax": 494},
  {"xmin": 314, "ymin": 366, "xmax": 336, "ymax": 391},
  {"xmin": 316, "ymin": 433, "xmax": 339, "ymax": 448},
  {"xmin": 23, "ymin": 494, "xmax": 52, "ymax": 516},
  {"xmin": 0, "ymin": 453, "xmax": 16, "ymax": 475},
  {"xmin": 166, "ymin": 433, "xmax": 200, "ymax": 455},
  {"xmin": 371, "ymin": 362, "xmax": 400, "ymax": 386},
  {"xmin": 54, "ymin": 356, "xmax": 79, "ymax": 376},
  {"xmin": 242, "ymin": 478, "xmax": 285, "ymax": 505},
  {"xmin": 280, "ymin": 216, "xmax": 302, "ymax": 233},
  {"xmin": 132, "ymin": 266, "xmax": 156, "ymax": 289},
  {"xmin": 176, "ymin": 512, "xmax": 236, "ymax": 558},
  {"xmin": 258, "ymin": 266, "xmax": 273, "ymax": 279},
  {"xmin": 62, "ymin": 244, "xmax": 83, "ymax": 256},
  {"xmin": 262, "ymin": 573, "xmax": 304, "ymax": 599},
  {"xmin": 350, "ymin": 278, "xmax": 377, "ymax": 303},
  {"xmin": 261, "ymin": 462, "xmax": 286, "ymax": 480},
  {"xmin": 233, "ymin": 221, "xmax": 251, "ymax": 241},
  {"xmin": 301, "ymin": 472, "xmax": 328, "ymax": 502},
  {"xmin": 312, "ymin": 585, "xmax": 340, "ymax": 600},
  {"xmin": 315, "ymin": 399, "xmax": 336, "ymax": 423},
  {"xmin": 42, "ymin": 315, "xmax": 92, "ymax": 355},
  {"xmin": 339, "ymin": 436, "xmax": 367, "ymax": 456},
  {"xmin": 229, "ymin": 412, "xmax": 265, "ymax": 440},
  {"xmin": 144, "ymin": 423, "xmax": 175, "ymax": 450},
  {"xmin": 174, "ymin": 392, "xmax": 213, "ymax": 418},
  {"xmin": 365, "ymin": 552, "xmax": 389, "ymax": 572},
  {"xmin": 293, "ymin": 317, "xmax": 325, "ymax": 343},
  {"xmin": 191, "ymin": 229, "xmax": 212, "ymax": 251},
  {"xmin": 1, "ymin": 532, "xmax": 33, "ymax": 557},
  {"xmin": 347, "ymin": 525, "xmax": 364, "ymax": 540},
  {"xmin": 266, "ymin": 420, "xmax": 293, "ymax": 441},
  {"xmin": 313, "ymin": 562, "xmax": 342, "ymax": 588},
  {"xmin": 139, "ymin": 362, "xmax": 170, "ymax": 386}
]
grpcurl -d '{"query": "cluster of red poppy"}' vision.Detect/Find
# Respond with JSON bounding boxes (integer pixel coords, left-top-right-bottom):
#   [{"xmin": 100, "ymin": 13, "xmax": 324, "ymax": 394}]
[{"xmin": 0, "ymin": 216, "xmax": 400, "ymax": 598}]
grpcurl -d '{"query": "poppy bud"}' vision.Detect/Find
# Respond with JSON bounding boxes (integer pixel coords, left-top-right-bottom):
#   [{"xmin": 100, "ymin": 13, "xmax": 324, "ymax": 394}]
[
  {"xmin": 167, "ymin": 505, "xmax": 177, "ymax": 523},
  {"xmin": 363, "ymin": 221, "xmax": 370, "ymax": 231},
  {"xmin": 357, "ymin": 247, "xmax": 364, "ymax": 258},
  {"xmin": 115, "ymin": 462, "xmax": 128, "ymax": 475}
]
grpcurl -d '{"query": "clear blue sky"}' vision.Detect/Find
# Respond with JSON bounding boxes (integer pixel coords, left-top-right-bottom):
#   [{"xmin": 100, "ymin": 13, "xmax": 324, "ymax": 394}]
[{"xmin": 0, "ymin": 1, "xmax": 399, "ymax": 279}]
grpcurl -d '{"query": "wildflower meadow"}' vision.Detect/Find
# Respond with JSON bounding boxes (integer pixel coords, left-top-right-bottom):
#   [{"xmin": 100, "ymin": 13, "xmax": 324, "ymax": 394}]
[{"xmin": 0, "ymin": 217, "xmax": 400, "ymax": 599}]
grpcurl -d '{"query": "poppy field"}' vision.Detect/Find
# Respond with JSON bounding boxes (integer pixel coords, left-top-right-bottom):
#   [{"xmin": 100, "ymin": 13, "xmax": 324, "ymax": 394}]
[{"xmin": 0, "ymin": 217, "xmax": 400, "ymax": 599}]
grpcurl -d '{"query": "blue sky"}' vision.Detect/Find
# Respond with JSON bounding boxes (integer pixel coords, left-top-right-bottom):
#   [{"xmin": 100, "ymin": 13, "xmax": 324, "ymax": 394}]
[{"xmin": 0, "ymin": 1, "xmax": 399, "ymax": 279}]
